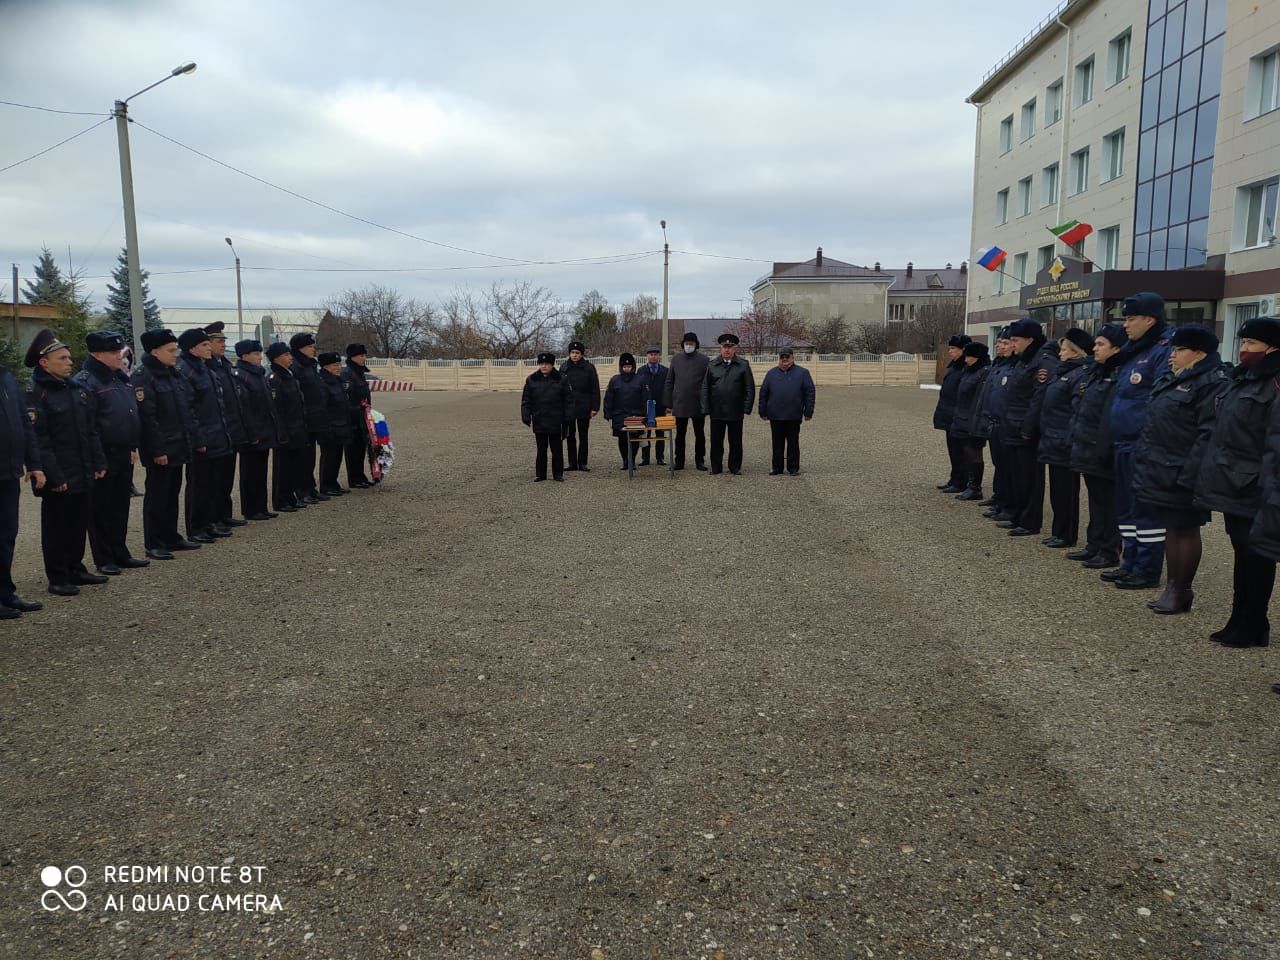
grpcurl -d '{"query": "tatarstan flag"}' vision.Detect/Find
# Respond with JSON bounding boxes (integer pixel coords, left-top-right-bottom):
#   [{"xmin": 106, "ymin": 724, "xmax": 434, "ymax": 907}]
[{"xmin": 1050, "ymin": 219, "xmax": 1093, "ymax": 246}]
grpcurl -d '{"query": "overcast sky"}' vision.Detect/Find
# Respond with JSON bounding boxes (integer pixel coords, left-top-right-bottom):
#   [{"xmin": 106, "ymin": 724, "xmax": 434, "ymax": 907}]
[{"xmin": 2, "ymin": 0, "xmax": 1037, "ymax": 320}]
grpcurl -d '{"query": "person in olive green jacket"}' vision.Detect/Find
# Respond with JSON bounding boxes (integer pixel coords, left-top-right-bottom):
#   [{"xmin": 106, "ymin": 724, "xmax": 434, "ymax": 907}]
[{"xmin": 700, "ymin": 333, "xmax": 755, "ymax": 475}]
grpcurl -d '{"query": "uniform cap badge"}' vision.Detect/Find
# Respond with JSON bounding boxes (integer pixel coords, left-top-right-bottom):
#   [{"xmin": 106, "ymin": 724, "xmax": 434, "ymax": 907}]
[
  {"xmin": 1130, "ymin": 371, "xmax": 1143, "ymax": 384},
  {"xmin": 135, "ymin": 387, "xmax": 145, "ymax": 402}
]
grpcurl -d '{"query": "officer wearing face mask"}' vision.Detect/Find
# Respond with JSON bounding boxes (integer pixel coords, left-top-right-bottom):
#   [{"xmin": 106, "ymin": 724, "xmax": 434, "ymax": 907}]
[{"xmin": 663, "ymin": 332, "xmax": 709, "ymax": 470}]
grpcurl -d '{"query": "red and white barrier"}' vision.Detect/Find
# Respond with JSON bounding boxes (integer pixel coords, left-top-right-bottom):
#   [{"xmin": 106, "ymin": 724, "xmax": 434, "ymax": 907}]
[{"xmin": 368, "ymin": 380, "xmax": 416, "ymax": 392}]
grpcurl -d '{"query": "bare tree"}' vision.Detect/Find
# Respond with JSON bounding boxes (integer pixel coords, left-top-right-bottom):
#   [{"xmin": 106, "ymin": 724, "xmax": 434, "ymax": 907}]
[
  {"xmin": 904, "ymin": 296, "xmax": 966, "ymax": 353},
  {"xmin": 617, "ymin": 293, "xmax": 660, "ymax": 353},
  {"xmin": 806, "ymin": 315, "xmax": 854, "ymax": 353},
  {"xmin": 429, "ymin": 290, "xmax": 489, "ymax": 358},
  {"xmin": 323, "ymin": 285, "xmax": 434, "ymax": 358},
  {"xmin": 476, "ymin": 281, "xmax": 566, "ymax": 359},
  {"xmin": 848, "ymin": 320, "xmax": 901, "ymax": 354},
  {"xmin": 730, "ymin": 301, "xmax": 806, "ymax": 353}
]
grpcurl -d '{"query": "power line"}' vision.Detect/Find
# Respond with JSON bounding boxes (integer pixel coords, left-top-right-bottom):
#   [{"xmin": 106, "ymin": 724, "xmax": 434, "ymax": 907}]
[
  {"xmin": 0, "ymin": 117, "xmax": 111, "ymax": 175},
  {"xmin": 0, "ymin": 99, "xmax": 104, "ymax": 117},
  {"xmin": 671, "ymin": 249, "xmax": 773, "ymax": 263}
]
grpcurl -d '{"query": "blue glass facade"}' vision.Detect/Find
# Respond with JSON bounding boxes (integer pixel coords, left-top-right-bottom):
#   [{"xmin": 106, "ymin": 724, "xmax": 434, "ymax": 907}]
[{"xmin": 1132, "ymin": 0, "xmax": 1227, "ymax": 269}]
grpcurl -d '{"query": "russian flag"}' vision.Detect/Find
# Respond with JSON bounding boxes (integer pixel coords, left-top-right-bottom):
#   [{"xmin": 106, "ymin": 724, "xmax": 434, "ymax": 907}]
[{"xmin": 977, "ymin": 246, "xmax": 1008, "ymax": 271}]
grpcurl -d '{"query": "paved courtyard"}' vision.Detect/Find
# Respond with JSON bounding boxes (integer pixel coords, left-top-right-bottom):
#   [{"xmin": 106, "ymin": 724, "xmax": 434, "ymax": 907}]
[{"xmin": 1, "ymin": 387, "xmax": 1276, "ymax": 959}]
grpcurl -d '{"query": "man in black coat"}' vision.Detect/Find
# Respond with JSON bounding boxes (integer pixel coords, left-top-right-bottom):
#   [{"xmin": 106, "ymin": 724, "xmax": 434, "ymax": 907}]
[
  {"xmin": 978, "ymin": 329, "xmax": 1016, "ymax": 519},
  {"xmin": 559, "ymin": 340, "xmax": 600, "ymax": 472},
  {"xmin": 758, "ymin": 346, "xmax": 816, "ymax": 475},
  {"xmin": 317, "ymin": 351, "xmax": 354, "ymax": 495},
  {"xmin": 268, "ymin": 342, "xmax": 309, "ymax": 511},
  {"xmin": 664, "ymin": 331, "xmax": 710, "ymax": 471},
  {"xmin": 290, "ymin": 332, "xmax": 328, "ymax": 502},
  {"xmin": 177, "ymin": 328, "xmax": 232, "ymax": 543},
  {"xmin": 933, "ymin": 333, "xmax": 972, "ymax": 492},
  {"xmin": 999, "ymin": 319, "xmax": 1058, "ymax": 537},
  {"xmin": 1067, "ymin": 324, "xmax": 1126, "ymax": 569},
  {"xmin": 204, "ymin": 322, "xmax": 249, "ymax": 529},
  {"xmin": 700, "ymin": 333, "xmax": 755, "ymax": 475},
  {"xmin": 24, "ymin": 329, "xmax": 107, "ymax": 595},
  {"xmin": 74, "ymin": 330, "xmax": 147, "ymax": 576},
  {"xmin": 132, "ymin": 328, "xmax": 201, "ymax": 560},
  {"xmin": 0, "ymin": 354, "xmax": 44, "ymax": 616},
  {"xmin": 520, "ymin": 352, "xmax": 573, "ymax": 481},
  {"xmin": 233, "ymin": 339, "xmax": 280, "ymax": 521},
  {"xmin": 1036, "ymin": 328, "xmax": 1091, "ymax": 548},
  {"xmin": 636, "ymin": 346, "xmax": 668, "ymax": 465},
  {"xmin": 341, "ymin": 343, "xmax": 374, "ymax": 489}
]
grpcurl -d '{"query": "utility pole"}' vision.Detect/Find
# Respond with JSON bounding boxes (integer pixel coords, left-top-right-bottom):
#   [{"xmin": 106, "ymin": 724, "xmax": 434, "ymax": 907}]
[
  {"xmin": 661, "ymin": 220, "xmax": 669, "ymax": 356},
  {"xmin": 226, "ymin": 238, "xmax": 243, "ymax": 343}
]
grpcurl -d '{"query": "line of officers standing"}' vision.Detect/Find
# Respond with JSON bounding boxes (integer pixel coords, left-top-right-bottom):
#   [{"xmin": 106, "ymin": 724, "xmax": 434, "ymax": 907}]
[
  {"xmin": 521, "ymin": 331, "xmax": 816, "ymax": 480},
  {"xmin": 0, "ymin": 323, "xmax": 377, "ymax": 615},
  {"xmin": 934, "ymin": 291, "xmax": 1280, "ymax": 695}
]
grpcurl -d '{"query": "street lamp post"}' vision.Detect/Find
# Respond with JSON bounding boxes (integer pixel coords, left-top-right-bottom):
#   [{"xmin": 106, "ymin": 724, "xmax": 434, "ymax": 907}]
[
  {"xmin": 225, "ymin": 237, "xmax": 244, "ymax": 343},
  {"xmin": 114, "ymin": 61, "xmax": 197, "ymax": 355},
  {"xmin": 660, "ymin": 219, "xmax": 669, "ymax": 357}
]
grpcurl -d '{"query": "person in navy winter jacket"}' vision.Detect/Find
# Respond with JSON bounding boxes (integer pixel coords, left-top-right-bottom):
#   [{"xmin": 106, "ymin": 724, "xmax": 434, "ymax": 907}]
[
  {"xmin": 948, "ymin": 341, "xmax": 991, "ymax": 500},
  {"xmin": 933, "ymin": 334, "xmax": 971, "ymax": 492},
  {"xmin": 0, "ymin": 350, "xmax": 44, "ymax": 617},
  {"xmin": 758, "ymin": 347, "xmax": 816, "ymax": 475},
  {"xmin": 1102, "ymin": 293, "xmax": 1174, "ymax": 590},
  {"xmin": 979, "ymin": 330, "xmax": 1016, "ymax": 520},
  {"xmin": 998, "ymin": 319, "xmax": 1058, "ymax": 537},
  {"xmin": 1066, "ymin": 324, "xmax": 1126, "ymax": 569},
  {"xmin": 1036, "ymin": 328, "xmax": 1092, "ymax": 548}
]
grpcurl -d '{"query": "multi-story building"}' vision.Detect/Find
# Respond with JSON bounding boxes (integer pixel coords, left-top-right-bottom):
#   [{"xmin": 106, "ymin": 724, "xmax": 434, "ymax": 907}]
[{"xmin": 964, "ymin": 0, "xmax": 1279, "ymax": 355}]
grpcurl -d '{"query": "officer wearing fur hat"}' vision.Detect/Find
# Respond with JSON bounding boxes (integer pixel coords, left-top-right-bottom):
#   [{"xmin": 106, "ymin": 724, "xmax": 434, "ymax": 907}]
[
  {"xmin": 290, "ymin": 332, "xmax": 328, "ymax": 502},
  {"xmin": 1193, "ymin": 316, "xmax": 1280, "ymax": 646},
  {"xmin": 1036, "ymin": 327, "xmax": 1092, "ymax": 548},
  {"xmin": 947, "ymin": 341, "xmax": 991, "ymax": 499},
  {"xmin": 204, "ymin": 321, "xmax": 249, "ymax": 529},
  {"xmin": 700, "ymin": 333, "xmax": 755, "ymax": 475},
  {"xmin": 1103, "ymin": 292, "xmax": 1173, "ymax": 589},
  {"xmin": 341, "ymin": 343, "xmax": 374, "ymax": 488},
  {"xmin": 0, "ymin": 343, "xmax": 44, "ymax": 617},
  {"xmin": 1067, "ymin": 324, "xmax": 1127, "ymax": 570},
  {"xmin": 73, "ymin": 330, "xmax": 147, "ymax": 575},
  {"xmin": 1129, "ymin": 324, "xmax": 1226, "ymax": 615},
  {"xmin": 604, "ymin": 353, "xmax": 646, "ymax": 469},
  {"xmin": 933, "ymin": 333, "xmax": 972, "ymax": 492},
  {"xmin": 177, "ymin": 328, "xmax": 232, "ymax": 543},
  {"xmin": 520, "ymin": 351, "xmax": 572, "ymax": 481},
  {"xmin": 998, "ymin": 319, "xmax": 1059, "ymax": 537},
  {"xmin": 559, "ymin": 341, "xmax": 600, "ymax": 472},
  {"xmin": 24, "ymin": 329, "xmax": 108, "ymax": 595},
  {"xmin": 317, "ymin": 351, "xmax": 354, "ymax": 495},
  {"xmin": 131, "ymin": 328, "xmax": 201, "ymax": 560},
  {"xmin": 268, "ymin": 342, "xmax": 309, "ymax": 510},
  {"xmin": 663, "ymin": 331, "xmax": 710, "ymax": 470},
  {"xmin": 232, "ymin": 339, "xmax": 280, "ymax": 520}
]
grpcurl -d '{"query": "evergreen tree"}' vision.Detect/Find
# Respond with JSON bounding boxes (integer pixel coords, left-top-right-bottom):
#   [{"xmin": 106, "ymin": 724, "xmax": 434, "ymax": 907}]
[
  {"xmin": 104, "ymin": 247, "xmax": 160, "ymax": 335},
  {"xmin": 23, "ymin": 246, "xmax": 75, "ymax": 305}
]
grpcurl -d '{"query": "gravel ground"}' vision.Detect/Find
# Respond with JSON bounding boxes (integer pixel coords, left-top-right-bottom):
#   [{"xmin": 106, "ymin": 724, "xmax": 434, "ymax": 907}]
[{"xmin": 1, "ymin": 386, "xmax": 1277, "ymax": 960}]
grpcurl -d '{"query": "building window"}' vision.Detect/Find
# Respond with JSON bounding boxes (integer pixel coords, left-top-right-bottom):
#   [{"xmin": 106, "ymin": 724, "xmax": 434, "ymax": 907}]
[
  {"xmin": 1101, "ymin": 128, "xmax": 1125, "ymax": 182},
  {"xmin": 1017, "ymin": 176, "xmax": 1033, "ymax": 216},
  {"xmin": 1013, "ymin": 252, "xmax": 1028, "ymax": 284},
  {"xmin": 1046, "ymin": 79, "xmax": 1063, "ymax": 126},
  {"xmin": 1074, "ymin": 57, "xmax": 1095, "ymax": 105},
  {"xmin": 1020, "ymin": 98, "xmax": 1037, "ymax": 141},
  {"xmin": 1098, "ymin": 226, "xmax": 1121, "ymax": 269},
  {"xmin": 994, "ymin": 269, "xmax": 1005, "ymax": 295},
  {"xmin": 1245, "ymin": 47, "xmax": 1280, "ymax": 120},
  {"xmin": 1069, "ymin": 147, "xmax": 1090, "ymax": 196},
  {"xmin": 1037, "ymin": 244, "xmax": 1055, "ymax": 272},
  {"xmin": 1234, "ymin": 177, "xmax": 1280, "ymax": 249},
  {"xmin": 999, "ymin": 115, "xmax": 1014, "ymax": 154},
  {"xmin": 1108, "ymin": 29, "xmax": 1132, "ymax": 86},
  {"xmin": 996, "ymin": 188, "xmax": 1009, "ymax": 225},
  {"xmin": 1042, "ymin": 163, "xmax": 1059, "ymax": 207}
]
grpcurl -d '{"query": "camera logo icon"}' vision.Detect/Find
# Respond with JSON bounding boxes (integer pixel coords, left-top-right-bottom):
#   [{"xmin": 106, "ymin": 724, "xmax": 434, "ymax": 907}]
[{"xmin": 40, "ymin": 865, "xmax": 87, "ymax": 912}]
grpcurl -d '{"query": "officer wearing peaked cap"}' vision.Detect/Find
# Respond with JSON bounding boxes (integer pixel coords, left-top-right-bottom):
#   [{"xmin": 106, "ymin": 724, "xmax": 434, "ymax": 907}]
[
  {"xmin": 316, "ymin": 351, "xmax": 353, "ymax": 495},
  {"xmin": 0, "ymin": 333, "xmax": 44, "ymax": 616},
  {"xmin": 232, "ymin": 339, "xmax": 281, "ymax": 520},
  {"xmin": 290, "ymin": 331, "xmax": 328, "ymax": 504},
  {"xmin": 24, "ymin": 329, "xmax": 108, "ymax": 595},
  {"xmin": 204, "ymin": 322, "xmax": 249, "ymax": 529},
  {"xmin": 701, "ymin": 332, "xmax": 755, "ymax": 474},
  {"xmin": 73, "ymin": 330, "xmax": 147, "ymax": 575},
  {"xmin": 341, "ymin": 343, "xmax": 374, "ymax": 488},
  {"xmin": 268, "ymin": 342, "xmax": 309, "ymax": 511},
  {"xmin": 177, "ymin": 327, "xmax": 231, "ymax": 543}
]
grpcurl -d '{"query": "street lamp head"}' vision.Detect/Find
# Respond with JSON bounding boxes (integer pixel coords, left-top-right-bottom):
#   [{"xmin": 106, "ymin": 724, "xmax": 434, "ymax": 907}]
[
  {"xmin": 172, "ymin": 62, "xmax": 197, "ymax": 76},
  {"xmin": 660, "ymin": 220, "xmax": 666, "ymax": 230},
  {"xmin": 225, "ymin": 237, "xmax": 233, "ymax": 246}
]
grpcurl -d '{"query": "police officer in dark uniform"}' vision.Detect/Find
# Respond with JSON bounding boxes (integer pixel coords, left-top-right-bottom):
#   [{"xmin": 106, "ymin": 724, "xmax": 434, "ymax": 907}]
[
  {"xmin": 1194, "ymin": 316, "xmax": 1280, "ymax": 646},
  {"xmin": 636, "ymin": 346, "xmax": 668, "ymax": 465},
  {"xmin": 74, "ymin": 330, "xmax": 147, "ymax": 575},
  {"xmin": 520, "ymin": 351, "xmax": 572, "ymax": 481},
  {"xmin": 948, "ymin": 341, "xmax": 991, "ymax": 499},
  {"xmin": 24, "ymin": 329, "xmax": 107, "ymax": 595},
  {"xmin": 1036, "ymin": 328, "xmax": 1092, "ymax": 548},
  {"xmin": 0, "ymin": 349, "xmax": 44, "ymax": 617},
  {"xmin": 998, "ymin": 319, "xmax": 1058, "ymax": 536},
  {"xmin": 341, "ymin": 343, "xmax": 373, "ymax": 489},
  {"xmin": 979, "ymin": 329, "xmax": 1016, "ymax": 520},
  {"xmin": 701, "ymin": 333, "xmax": 755, "ymax": 475},
  {"xmin": 1104, "ymin": 292, "xmax": 1173, "ymax": 589},
  {"xmin": 290, "ymin": 332, "xmax": 328, "ymax": 503},
  {"xmin": 177, "ymin": 328, "xmax": 232, "ymax": 543},
  {"xmin": 204, "ymin": 322, "xmax": 249, "ymax": 529},
  {"xmin": 933, "ymin": 333, "xmax": 972, "ymax": 492},
  {"xmin": 268, "ymin": 342, "xmax": 309, "ymax": 512},
  {"xmin": 132, "ymin": 328, "xmax": 200, "ymax": 559},
  {"xmin": 1067, "ymin": 324, "xmax": 1126, "ymax": 569},
  {"xmin": 559, "ymin": 341, "xmax": 600, "ymax": 471},
  {"xmin": 233, "ymin": 339, "xmax": 280, "ymax": 520},
  {"xmin": 317, "ymin": 351, "xmax": 353, "ymax": 495}
]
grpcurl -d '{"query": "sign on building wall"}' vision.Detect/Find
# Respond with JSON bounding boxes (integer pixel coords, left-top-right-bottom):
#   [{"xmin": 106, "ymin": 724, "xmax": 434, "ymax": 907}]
[{"xmin": 1019, "ymin": 257, "xmax": 1104, "ymax": 310}]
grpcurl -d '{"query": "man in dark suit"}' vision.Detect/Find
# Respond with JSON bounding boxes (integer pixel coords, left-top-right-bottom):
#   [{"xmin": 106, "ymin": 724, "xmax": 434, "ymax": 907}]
[{"xmin": 636, "ymin": 346, "xmax": 668, "ymax": 465}]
